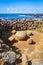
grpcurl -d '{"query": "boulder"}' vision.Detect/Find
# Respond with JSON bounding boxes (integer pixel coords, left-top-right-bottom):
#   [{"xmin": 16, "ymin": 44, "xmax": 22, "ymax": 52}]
[
  {"xmin": 11, "ymin": 30, "xmax": 16, "ymax": 34},
  {"xmin": 2, "ymin": 51, "xmax": 16, "ymax": 63},
  {"xmin": 15, "ymin": 31, "xmax": 27, "ymax": 41},
  {"xmin": 27, "ymin": 31, "xmax": 33, "ymax": 36},
  {"xmin": 8, "ymin": 35, "xmax": 15, "ymax": 41},
  {"xmin": 27, "ymin": 39, "xmax": 34, "ymax": 44}
]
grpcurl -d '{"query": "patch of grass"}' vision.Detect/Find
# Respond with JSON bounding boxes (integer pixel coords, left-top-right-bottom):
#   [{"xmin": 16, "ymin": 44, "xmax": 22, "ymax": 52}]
[{"xmin": 36, "ymin": 28, "xmax": 43, "ymax": 33}]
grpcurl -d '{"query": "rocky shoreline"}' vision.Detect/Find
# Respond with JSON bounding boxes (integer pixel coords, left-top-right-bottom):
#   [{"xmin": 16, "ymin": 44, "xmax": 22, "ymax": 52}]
[
  {"xmin": 0, "ymin": 18, "xmax": 43, "ymax": 65},
  {"xmin": 0, "ymin": 18, "xmax": 43, "ymax": 31}
]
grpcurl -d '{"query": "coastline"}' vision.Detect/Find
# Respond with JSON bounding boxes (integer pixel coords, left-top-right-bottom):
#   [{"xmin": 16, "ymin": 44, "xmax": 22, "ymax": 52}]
[
  {"xmin": 0, "ymin": 18, "xmax": 43, "ymax": 31},
  {"xmin": 0, "ymin": 17, "xmax": 43, "ymax": 65},
  {"xmin": 0, "ymin": 14, "xmax": 43, "ymax": 20}
]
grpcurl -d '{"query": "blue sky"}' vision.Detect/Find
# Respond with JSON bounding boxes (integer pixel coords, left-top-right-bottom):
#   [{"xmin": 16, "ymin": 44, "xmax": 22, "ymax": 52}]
[{"xmin": 0, "ymin": 0, "xmax": 43, "ymax": 13}]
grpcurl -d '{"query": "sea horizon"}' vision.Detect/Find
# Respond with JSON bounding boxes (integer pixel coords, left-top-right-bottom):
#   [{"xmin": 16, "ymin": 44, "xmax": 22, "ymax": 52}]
[{"xmin": 0, "ymin": 13, "xmax": 43, "ymax": 20}]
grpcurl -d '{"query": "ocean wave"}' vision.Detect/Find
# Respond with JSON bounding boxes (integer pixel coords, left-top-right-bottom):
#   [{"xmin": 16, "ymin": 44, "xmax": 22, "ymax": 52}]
[{"xmin": 19, "ymin": 14, "xmax": 26, "ymax": 17}]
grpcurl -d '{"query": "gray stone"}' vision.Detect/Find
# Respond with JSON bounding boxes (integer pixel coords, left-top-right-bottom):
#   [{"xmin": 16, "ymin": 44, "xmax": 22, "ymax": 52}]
[{"xmin": 2, "ymin": 51, "xmax": 16, "ymax": 63}]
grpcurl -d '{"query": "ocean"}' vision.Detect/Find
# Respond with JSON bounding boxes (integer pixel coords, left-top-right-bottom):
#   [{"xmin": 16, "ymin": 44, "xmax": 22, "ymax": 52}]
[{"xmin": 0, "ymin": 13, "xmax": 43, "ymax": 20}]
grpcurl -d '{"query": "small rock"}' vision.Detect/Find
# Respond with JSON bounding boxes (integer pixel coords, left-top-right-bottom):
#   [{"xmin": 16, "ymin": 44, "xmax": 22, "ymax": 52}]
[
  {"xmin": 2, "ymin": 44, "xmax": 6, "ymax": 47},
  {"xmin": 27, "ymin": 31, "xmax": 33, "ymax": 36},
  {"xmin": 11, "ymin": 30, "xmax": 16, "ymax": 34},
  {"xmin": 8, "ymin": 35, "xmax": 15, "ymax": 41},
  {"xmin": 27, "ymin": 39, "xmax": 34, "ymax": 44}
]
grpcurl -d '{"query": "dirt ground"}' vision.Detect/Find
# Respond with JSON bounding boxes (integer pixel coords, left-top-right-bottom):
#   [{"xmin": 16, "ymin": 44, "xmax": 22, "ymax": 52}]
[{"xmin": 11, "ymin": 30, "xmax": 43, "ymax": 54}]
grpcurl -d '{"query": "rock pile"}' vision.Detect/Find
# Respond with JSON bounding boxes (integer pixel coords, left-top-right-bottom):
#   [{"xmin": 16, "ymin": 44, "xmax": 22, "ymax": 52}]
[{"xmin": 0, "ymin": 19, "xmax": 43, "ymax": 31}]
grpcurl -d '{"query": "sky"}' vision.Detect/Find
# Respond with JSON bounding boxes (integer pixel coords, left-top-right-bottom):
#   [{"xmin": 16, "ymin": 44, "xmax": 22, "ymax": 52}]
[{"xmin": 0, "ymin": 0, "xmax": 43, "ymax": 13}]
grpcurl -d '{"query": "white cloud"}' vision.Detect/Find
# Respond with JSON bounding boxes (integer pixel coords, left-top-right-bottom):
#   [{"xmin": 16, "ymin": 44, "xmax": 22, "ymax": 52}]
[{"xmin": 0, "ymin": 6, "xmax": 43, "ymax": 13}]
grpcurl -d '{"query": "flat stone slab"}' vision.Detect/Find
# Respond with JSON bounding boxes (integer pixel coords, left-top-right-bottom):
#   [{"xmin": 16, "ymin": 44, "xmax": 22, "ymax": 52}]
[{"xmin": 32, "ymin": 59, "xmax": 43, "ymax": 65}]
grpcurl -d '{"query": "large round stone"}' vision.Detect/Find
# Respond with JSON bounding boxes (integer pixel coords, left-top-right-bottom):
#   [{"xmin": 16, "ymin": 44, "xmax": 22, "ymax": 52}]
[{"xmin": 15, "ymin": 31, "xmax": 27, "ymax": 41}]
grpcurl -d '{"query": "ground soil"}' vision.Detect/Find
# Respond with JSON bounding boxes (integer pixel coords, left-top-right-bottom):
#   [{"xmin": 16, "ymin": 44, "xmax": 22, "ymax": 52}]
[{"xmin": 12, "ymin": 30, "xmax": 43, "ymax": 54}]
